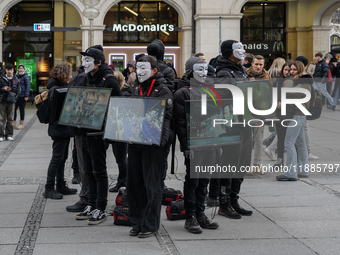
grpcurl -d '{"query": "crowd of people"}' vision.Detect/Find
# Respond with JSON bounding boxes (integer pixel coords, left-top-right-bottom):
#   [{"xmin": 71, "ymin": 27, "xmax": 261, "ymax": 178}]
[{"xmin": 6, "ymin": 38, "xmax": 336, "ymax": 238}]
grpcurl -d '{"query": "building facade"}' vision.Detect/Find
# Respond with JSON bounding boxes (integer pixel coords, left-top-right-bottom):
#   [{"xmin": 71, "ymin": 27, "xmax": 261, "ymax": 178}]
[{"xmin": 1, "ymin": 0, "xmax": 339, "ymax": 92}]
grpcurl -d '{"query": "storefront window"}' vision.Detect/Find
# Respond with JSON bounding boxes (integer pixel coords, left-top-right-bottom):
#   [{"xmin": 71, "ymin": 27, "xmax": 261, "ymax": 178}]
[
  {"xmin": 104, "ymin": 0, "xmax": 178, "ymax": 44},
  {"xmin": 241, "ymin": 2, "xmax": 286, "ymax": 57}
]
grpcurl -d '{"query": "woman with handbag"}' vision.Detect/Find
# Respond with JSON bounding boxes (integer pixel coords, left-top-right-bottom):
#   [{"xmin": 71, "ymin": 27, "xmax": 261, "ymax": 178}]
[{"xmin": 0, "ymin": 63, "xmax": 21, "ymax": 142}]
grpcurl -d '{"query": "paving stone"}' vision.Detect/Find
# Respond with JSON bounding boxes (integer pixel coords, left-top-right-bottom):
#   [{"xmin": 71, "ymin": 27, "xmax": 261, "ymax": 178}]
[
  {"xmin": 0, "ymin": 228, "xmax": 22, "ymax": 244},
  {"xmin": 299, "ymin": 238, "xmax": 340, "ymax": 255}
]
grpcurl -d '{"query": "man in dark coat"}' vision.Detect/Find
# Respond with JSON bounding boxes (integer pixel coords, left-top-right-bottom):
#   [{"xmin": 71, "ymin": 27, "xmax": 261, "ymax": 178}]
[{"xmin": 0, "ymin": 63, "xmax": 21, "ymax": 141}]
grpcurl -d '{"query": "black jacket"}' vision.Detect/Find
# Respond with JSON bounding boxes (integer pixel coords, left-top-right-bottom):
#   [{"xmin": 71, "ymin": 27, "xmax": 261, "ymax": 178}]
[
  {"xmin": 78, "ymin": 63, "xmax": 123, "ymax": 135},
  {"xmin": 47, "ymin": 78, "xmax": 72, "ymax": 138},
  {"xmin": 0, "ymin": 74, "xmax": 21, "ymax": 103},
  {"xmin": 133, "ymin": 73, "xmax": 173, "ymax": 147},
  {"xmin": 147, "ymin": 40, "xmax": 176, "ymax": 90},
  {"xmin": 313, "ymin": 59, "xmax": 329, "ymax": 84},
  {"xmin": 173, "ymin": 78, "xmax": 219, "ymax": 152},
  {"xmin": 69, "ymin": 66, "xmax": 86, "ymax": 87}
]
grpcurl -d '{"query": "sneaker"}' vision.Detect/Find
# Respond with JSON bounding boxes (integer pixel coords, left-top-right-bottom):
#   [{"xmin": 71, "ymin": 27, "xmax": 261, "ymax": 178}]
[
  {"xmin": 308, "ymin": 153, "xmax": 319, "ymax": 160},
  {"xmin": 88, "ymin": 209, "xmax": 107, "ymax": 225},
  {"xmin": 264, "ymin": 148, "xmax": 277, "ymax": 161},
  {"xmin": 43, "ymin": 189, "xmax": 63, "ymax": 199},
  {"xmin": 207, "ymin": 197, "xmax": 219, "ymax": 207},
  {"xmin": 252, "ymin": 164, "xmax": 264, "ymax": 175},
  {"xmin": 109, "ymin": 184, "xmax": 121, "ymax": 193},
  {"xmin": 276, "ymin": 175, "xmax": 297, "ymax": 181},
  {"xmin": 184, "ymin": 216, "xmax": 203, "ymax": 234},
  {"xmin": 129, "ymin": 229, "xmax": 140, "ymax": 237},
  {"xmin": 138, "ymin": 231, "xmax": 158, "ymax": 238},
  {"xmin": 75, "ymin": 205, "xmax": 94, "ymax": 220},
  {"xmin": 197, "ymin": 214, "xmax": 219, "ymax": 229},
  {"xmin": 0, "ymin": 137, "xmax": 3, "ymax": 142},
  {"xmin": 6, "ymin": 136, "xmax": 14, "ymax": 141},
  {"xmin": 56, "ymin": 184, "xmax": 77, "ymax": 195},
  {"xmin": 332, "ymin": 106, "xmax": 336, "ymax": 111},
  {"xmin": 262, "ymin": 133, "xmax": 275, "ymax": 147},
  {"xmin": 231, "ymin": 202, "xmax": 253, "ymax": 216},
  {"xmin": 218, "ymin": 203, "xmax": 242, "ymax": 219}
]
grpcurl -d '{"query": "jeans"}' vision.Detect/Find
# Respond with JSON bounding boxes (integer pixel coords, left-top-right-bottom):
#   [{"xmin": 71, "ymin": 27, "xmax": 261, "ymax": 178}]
[
  {"xmin": 313, "ymin": 82, "xmax": 333, "ymax": 106},
  {"xmin": 253, "ymin": 125, "xmax": 264, "ymax": 165},
  {"xmin": 332, "ymin": 86, "xmax": 339, "ymax": 106},
  {"xmin": 46, "ymin": 137, "xmax": 70, "ymax": 188},
  {"xmin": 0, "ymin": 102, "xmax": 15, "ymax": 137},
  {"xmin": 284, "ymin": 115, "xmax": 308, "ymax": 179},
  {"xmin": 14, "ymin": 97, "xmax": 27, "ymax": 121}
]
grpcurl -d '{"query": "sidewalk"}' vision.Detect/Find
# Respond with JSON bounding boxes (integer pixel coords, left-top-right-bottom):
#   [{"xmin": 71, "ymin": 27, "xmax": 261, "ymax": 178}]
[{"xmin": 1, "ymin": 105, "xmax": 340, "ymax": 255}]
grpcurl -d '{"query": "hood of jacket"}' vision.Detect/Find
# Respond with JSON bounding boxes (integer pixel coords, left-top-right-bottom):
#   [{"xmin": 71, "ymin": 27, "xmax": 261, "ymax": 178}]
[
  {"xmin": 140, "ymin": 72, "xmax": 167, "ymax": 89},
  {"xmin": 46, "ymin": 77, "xmax": 66, "ymax": 90},
  {"xmin": 147, "ymin": 39, "xmax": 165, "ymax": 61},
  {"xmin": 16, "ymin": 71, "xmax": 28, "ymax": 78},
  {"xmin": 87, "ymin": 63, "xmax": 113, "ymax": 86},
  {"xmin": 215, "ymin": 56, "xmax": 245, "ymax": 74}
]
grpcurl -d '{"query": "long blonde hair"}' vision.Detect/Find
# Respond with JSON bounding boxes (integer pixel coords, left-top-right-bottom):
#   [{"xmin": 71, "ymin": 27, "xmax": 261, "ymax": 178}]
[
  {"xmin": 268, "ymin": 57, "xmax": 286, "ymax": 78},
  {"xmin": 113, "ymin": 70, "xmax": 127, "ymax": 90}
]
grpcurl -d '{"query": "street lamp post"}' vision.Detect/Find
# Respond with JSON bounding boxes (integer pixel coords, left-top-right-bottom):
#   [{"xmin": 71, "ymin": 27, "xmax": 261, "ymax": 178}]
[{"xmin": 83, "ymin": 0, "xmax": 100, "ymax": 47}]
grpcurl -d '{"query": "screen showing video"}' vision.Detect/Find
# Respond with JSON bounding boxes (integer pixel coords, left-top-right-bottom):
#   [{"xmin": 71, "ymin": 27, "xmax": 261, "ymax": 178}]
[
  {"xmin": 104, "ymin": 97, "xmax": 166, "ymax": 146},
  {"xmin": 58, "ymin": 87, "xmax": 112, "ymax": 130}
]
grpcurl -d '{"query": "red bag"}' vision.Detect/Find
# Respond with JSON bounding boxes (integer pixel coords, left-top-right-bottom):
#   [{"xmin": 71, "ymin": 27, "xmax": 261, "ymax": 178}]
[{"xmin": 328, "ymin": 69, "xmax": 333, "ymax": 83}]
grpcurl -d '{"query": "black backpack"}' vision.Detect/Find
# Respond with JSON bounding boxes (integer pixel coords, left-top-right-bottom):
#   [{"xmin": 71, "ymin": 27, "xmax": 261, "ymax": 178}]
[
  {"xmin": 307, "ymin": 86, "xmax": 323, "ymax": 120},
  {"xmin": 35, "ymin": 91, "xmax": 50, "ymax": 124}
]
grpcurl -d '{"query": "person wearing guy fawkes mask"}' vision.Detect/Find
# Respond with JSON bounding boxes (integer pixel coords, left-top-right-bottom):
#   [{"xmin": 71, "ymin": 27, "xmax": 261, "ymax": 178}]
[
  {"xmin": 174, "ymin": 56, "xmax": 219, "ymax": 234},
  {"xmin": 127, "ymin": 55, "xmax": 172, "ymax": 238},
  {"xmin": 73, "ymin": 47, "xmax": 122, "ymax": 225},
  {"xmin": 212, "ymin": 40, "xmax": 253, "ymax": 219}
]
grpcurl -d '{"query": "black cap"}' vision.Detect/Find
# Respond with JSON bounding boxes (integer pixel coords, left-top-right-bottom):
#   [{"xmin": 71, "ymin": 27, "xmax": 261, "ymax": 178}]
[
  {"xmin": 80, "ymin": 47, "xmax": 105, "ymax": 62},
  {"xmin": 295, "ymin": 56, "xmax": 308, "ymax": 67}
]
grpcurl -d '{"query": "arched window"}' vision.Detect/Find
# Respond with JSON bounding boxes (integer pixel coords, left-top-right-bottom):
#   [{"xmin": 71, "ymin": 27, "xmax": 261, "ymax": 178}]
[{"xmin": 331, "ymin": 34, "xmax": 340, "ymax": 45}]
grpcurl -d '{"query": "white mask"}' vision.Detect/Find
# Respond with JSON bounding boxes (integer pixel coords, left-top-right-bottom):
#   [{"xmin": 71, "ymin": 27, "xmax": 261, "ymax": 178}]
[
  {"xmin": 193, "ymin": 63, "xmax": 208, "ymax": 83},
  {"xmin": 82, "ymin": 56, "xmax": 95, "ymax": 74},
  {"xmin": 232, "ymin": 42, "xmax": 246, "ymax": 61},
  {"xmin": 136, "ymin": 62, "xmax": 152, "ymax": 83}
]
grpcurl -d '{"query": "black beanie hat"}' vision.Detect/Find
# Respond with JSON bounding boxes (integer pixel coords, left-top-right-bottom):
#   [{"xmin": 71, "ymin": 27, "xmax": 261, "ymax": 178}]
[
  {"xmin": 295, "ymin": 56, "xmax": 308, "ymax": 67},
  {"xmin": 221, "ymin": 40, "xmax": 238, "ymax": 59}
]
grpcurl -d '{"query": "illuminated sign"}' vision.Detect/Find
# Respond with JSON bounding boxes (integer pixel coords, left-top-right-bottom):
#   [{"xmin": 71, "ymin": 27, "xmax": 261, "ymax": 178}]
[
  {"xmin": 33, "ymin": 23, "xmax": 50, "ymax": 31},
  {"xmin": 113, "ymin": 24, "xmax": 174, "ymax": 32}
]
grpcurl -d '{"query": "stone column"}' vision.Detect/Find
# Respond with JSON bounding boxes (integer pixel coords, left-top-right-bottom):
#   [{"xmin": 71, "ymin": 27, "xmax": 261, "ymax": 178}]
[
  {"xmin": 313, "ymin": 25, "xmax": 332, "ymax": 56},
  {"xmin": 194, "ymin": 14, "xmax": 243, "ymax": 62},
  {"xmin": 296, "ymin": 26, "xmax": 313, "ymax": 61},
  {"xmin": 80, "ymin": 25, "xmax": 106, "ymax": 50},
  {"xmin": 0, "ymin": 25, "xmax": 3, "ymax": 61},
  {"xmin": 180, "ymin": 25, "xmax": 192, "ymax": 75},
  {"xmin": 285, "ymin": 27, "xmax": 297, "ymax": 60},
  {"xmin": 54, "ymin": 1, "xmax": 64, "ymax": 65}
]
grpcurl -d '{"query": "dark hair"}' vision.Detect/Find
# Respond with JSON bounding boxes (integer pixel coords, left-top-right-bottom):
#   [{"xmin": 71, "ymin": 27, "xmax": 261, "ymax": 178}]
[
  {"xmin": 244, "ymin": 53, "xmax": 254, "ymax": 63},
  {"xmin": 315, "ymin": 52, "xmax": 323, "ymax": 58},
  {"xmin": 137, "ymin": 55, "xmax": 159, "ymax": 71},
  {"xmin": 194, "ymin": 53, "xmax": 204, "ymax": 57},
  {"xmin": 278, "ymin": 62, "xmax": 291, "ymax": 78},
  {"xmin": 5, "ymin": 63, "xmax": 14, "ymax": 70},
  {"xmin": 254, "ymin": 55, "xmax": 264, "ymax": 61},
  {"xmin": 50, "ymin": 63, "xmax": 72, "ymax": 83}
]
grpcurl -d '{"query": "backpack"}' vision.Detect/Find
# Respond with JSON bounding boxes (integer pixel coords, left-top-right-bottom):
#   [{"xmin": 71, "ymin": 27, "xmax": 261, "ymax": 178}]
[
  {"xmin": 307, "ymin": 86, "xmax": 323, "ymax": 120},
  {"xmin": 209, "ymin": 55, "xmax": 221, "ymax": 68},
  {"xmin": 165, "ymin": 199, "xmax": 186, "ymax": 220},
  {"xmin": 98, "ymin": 73, "xmax": 115, "ymax": 88},
  {"xmin": 161, "ymin": 187, "xmax": 183, "ymax": 205},
  {"xmin": 35, "ymin": 91, "xmax": 50, "ymax": 124}
]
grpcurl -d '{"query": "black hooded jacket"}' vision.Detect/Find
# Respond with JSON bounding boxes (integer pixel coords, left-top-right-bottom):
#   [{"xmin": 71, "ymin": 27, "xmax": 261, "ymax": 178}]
[
  {"xmin": 147, "ymin": 40, "xmax": 176, "ymax": 90},
  {"xmin": 173, "ymin": 78, "xmax": 217, "ymax": 152},
  {"xmin": 313, "ymin": 58, "xmax": 329, "ymax": 84},
  {"xmin": 47, "ymin": 78, "xmax": 72, "ymax": 138},
  {"xmin": 133, "ymin": 73, "xmax": 173, "ymax": 147}
]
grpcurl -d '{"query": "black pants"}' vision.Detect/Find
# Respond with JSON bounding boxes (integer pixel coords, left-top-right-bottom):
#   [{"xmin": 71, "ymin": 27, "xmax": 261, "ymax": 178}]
[
  {"xmin": 111, "ymin": 142, "xmax": 128, "ymax": 186},
  {"xmin": 14, "ymin": 97, "xmax": 26, "ymax": 121},
  {"xmin": 127, "ymin": 144, "xmax": 164, "ymax": 233},
  {"xmin": 184, "ymin": 150, "xmax": 213, "ymax": 218},
  {"xmin": 162, "ymin": 129, "xmax": 174, "ymax": 184},
  {"xmin": 83, "ymin": 136, "xmax": 108, "ymax": 211},
  {"xmin": 46, "ymin": 137, "xmax": 70, "ymax": 188},
  {"xmin": 72, "ymin": 138, "xmax": 79, "ymax": 175},
  {"xmin": 75, "ymin": 135, "xmax": 89, "ymax": 204},
  {"xmin": 275, "ymin": 121, "xmax": 287, "ymax": 159}
]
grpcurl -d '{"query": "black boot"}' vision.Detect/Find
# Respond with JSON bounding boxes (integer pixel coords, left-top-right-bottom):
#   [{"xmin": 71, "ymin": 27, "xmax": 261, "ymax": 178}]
[
  {"xmin": 43, "ymin": 185, "xmax": 63, "ymax": 199},
  {"xmin": 262, "ymin": 133, "xmax": 275, "ymax": 147},
  {"xmin": 57, "ymin": 181, "xmax": 77, "ymax": 195},
  {"xmin": 231, "ymin": 201, "xmax": 253, "ymax": 216},
  {"xmin": 72, "ymin": 173, "xmax": 81, "ymax": 184}
]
